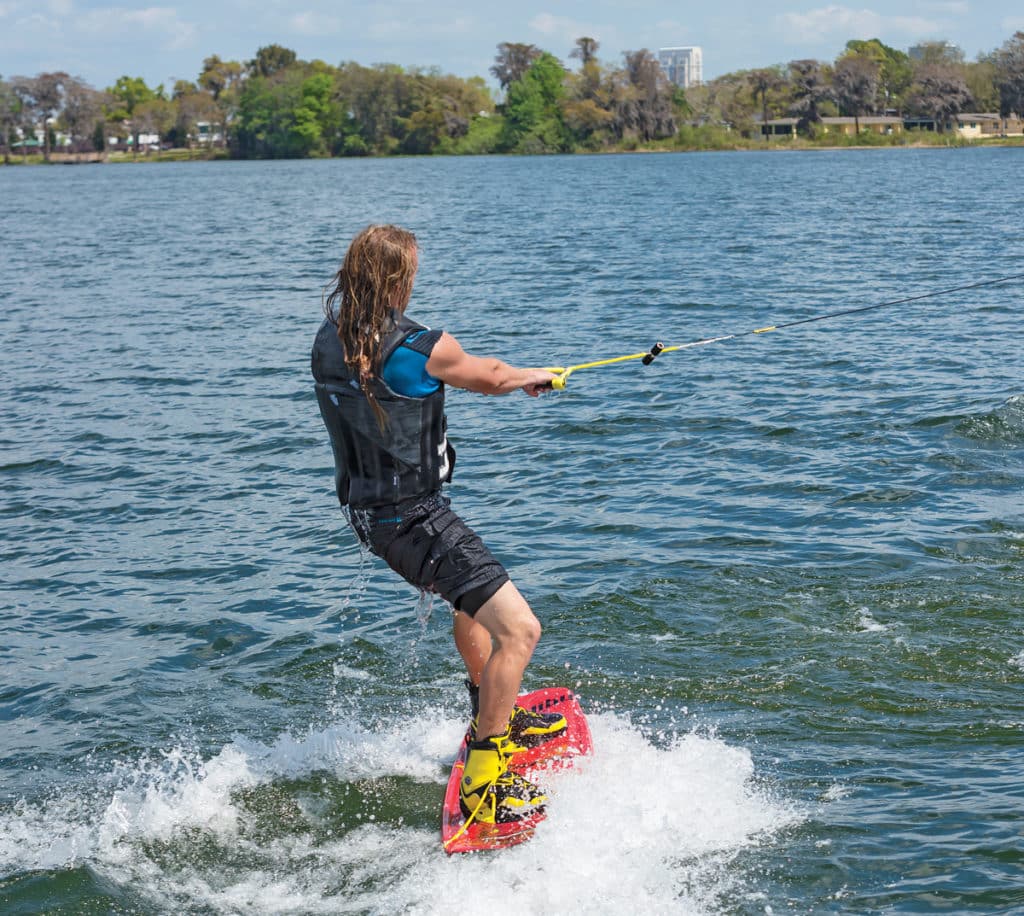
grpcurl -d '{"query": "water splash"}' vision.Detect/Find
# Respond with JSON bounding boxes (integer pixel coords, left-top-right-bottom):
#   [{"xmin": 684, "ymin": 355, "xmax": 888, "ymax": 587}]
[{"xmin": 0, "ymin": 709, "xmax": 799, "ymax": 915}]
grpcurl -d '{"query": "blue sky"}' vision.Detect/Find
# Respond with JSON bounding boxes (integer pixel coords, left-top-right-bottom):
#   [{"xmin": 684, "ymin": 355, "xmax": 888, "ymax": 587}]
[{"xmin": 3, "ymin": 1, "xmax": 1022, "ymax": 91}]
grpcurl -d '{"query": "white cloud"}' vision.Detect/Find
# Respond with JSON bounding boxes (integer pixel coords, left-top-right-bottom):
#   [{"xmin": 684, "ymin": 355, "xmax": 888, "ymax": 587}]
[
  {"xmin": 288, "ymin": 11, "xmax": 342, "ymax": 36},
  {"xmin": 919, "ymin": 1, "xmax": 968, "ymax": 13},
  {"xmin": 528, "ymin": 12, "xmax": 602, "ymax": 48},
  {"xmin": 2, "ymin": 0, "xmax": 74, "ymax": 21},
  {"xmin": 368, "ymin": 13, "xmax": 475, "ymax": 41},
  {"xmin": 77, "ymin": 6, "xmax": 196, "ymax": 50},
  {"xmin": 779, "ymin": 6, "xmax": 940, "ymax": 44}
]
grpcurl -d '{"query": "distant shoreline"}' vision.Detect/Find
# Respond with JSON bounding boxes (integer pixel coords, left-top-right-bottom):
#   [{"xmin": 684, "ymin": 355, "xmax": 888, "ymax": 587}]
[{"xmin": 3, "ymin": 135, "xmax": 1022, "ymax": 167}]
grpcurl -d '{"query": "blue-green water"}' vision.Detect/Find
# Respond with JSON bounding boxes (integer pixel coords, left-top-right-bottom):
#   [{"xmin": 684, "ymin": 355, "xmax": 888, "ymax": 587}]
[{"xmin": 2, "ymin": 149, "xmax": 1023, "ymax": 914}]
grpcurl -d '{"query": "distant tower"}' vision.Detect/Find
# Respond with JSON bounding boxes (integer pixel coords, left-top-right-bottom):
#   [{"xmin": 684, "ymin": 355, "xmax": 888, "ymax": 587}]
[
  {"xmin": 908, "ymin": 41, "xmax": 962, "ymax": 61},
  {"xmin": 658, "ymin": 46, "xmax": 703, "ymax": 88}
]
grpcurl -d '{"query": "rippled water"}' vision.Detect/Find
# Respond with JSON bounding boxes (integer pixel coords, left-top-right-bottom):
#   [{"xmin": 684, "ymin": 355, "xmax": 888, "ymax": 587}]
[{"xmin": 2, "ymin": 149, "xmax": 1023, "ymax": 914}]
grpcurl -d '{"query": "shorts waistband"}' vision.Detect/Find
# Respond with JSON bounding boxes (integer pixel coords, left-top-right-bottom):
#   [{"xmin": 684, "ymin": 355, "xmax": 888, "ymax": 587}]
[{"xmin": 350, "ymin": 492, "xmax": 449, "ymax": 529}]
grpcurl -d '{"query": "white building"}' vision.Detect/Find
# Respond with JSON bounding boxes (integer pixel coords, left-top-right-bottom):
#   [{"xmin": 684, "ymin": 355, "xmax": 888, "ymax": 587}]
[
  {"xmin": 908, "ymin": 41, "xmax": 962, "ymax": 61},
  {"xmin": 658, "ymin": 46, "xmax": 703, "ymax": 88}
]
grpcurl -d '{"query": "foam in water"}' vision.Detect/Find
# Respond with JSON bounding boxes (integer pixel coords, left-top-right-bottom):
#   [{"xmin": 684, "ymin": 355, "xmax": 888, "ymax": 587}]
[
  {"xmin": 0, "ymin": 709, "xmax": 800, "ymax": 914},
  {"xmin": 856, "ymin": 609, "xmax": 888, "ymax": 633}
]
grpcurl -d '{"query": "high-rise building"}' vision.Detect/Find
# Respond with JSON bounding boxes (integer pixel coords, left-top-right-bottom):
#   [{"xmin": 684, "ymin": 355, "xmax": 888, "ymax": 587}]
[
  {"xmin": 658, "ymin": 46, "xmax": 703, "ymax": 88},
  {"xmin": 908, "ymin": 41, "xmax": 962, "ymax": 61}
]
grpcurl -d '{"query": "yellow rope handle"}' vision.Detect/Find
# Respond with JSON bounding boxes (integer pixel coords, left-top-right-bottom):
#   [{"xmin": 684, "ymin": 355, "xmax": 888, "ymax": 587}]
[{"xmin": 542, "ymin": 333, "xmax": 740, "ymax": 390}]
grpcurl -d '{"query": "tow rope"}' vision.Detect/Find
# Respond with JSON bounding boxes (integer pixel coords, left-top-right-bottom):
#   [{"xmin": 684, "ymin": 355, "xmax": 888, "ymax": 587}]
[{"xmin": 543, "ymin": 273, "xmax": 1024, "ymax": 389}]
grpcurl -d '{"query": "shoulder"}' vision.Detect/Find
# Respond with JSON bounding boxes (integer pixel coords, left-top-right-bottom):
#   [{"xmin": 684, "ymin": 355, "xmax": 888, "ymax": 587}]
[{"xmin": 311, "ymin": 319, "xmax": 344, "ymax": 381}]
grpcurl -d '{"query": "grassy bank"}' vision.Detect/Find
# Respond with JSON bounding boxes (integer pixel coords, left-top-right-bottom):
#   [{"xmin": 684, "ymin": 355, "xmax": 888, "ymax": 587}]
[{"xmin": 3, "ymin": 131, "xmax": 1021, "ymax": 166}]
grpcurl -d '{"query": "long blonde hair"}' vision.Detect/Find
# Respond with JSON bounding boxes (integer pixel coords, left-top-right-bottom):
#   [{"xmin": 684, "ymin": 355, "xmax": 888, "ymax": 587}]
[{"xmin": 324, "ymin": 225, "xmax": 418, "ymax": 424}]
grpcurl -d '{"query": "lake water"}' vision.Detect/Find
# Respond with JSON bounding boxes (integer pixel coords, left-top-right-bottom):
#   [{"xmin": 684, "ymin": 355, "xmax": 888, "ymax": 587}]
[{"xmin": 2, "ymin": 148, "xmax": 1023, "ymax": 914}]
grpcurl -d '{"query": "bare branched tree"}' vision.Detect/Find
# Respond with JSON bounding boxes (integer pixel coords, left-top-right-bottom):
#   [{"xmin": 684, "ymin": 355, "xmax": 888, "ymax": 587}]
[{"xmin": 491, "ymin": 43, "xmax": 541, "ymax": 91}]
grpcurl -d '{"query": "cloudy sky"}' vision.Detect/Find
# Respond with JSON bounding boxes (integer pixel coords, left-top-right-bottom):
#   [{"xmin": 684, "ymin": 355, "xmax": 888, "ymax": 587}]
[{"xmin": 3, "ymin": 0, "xmax": 1022, "ymax": 91}]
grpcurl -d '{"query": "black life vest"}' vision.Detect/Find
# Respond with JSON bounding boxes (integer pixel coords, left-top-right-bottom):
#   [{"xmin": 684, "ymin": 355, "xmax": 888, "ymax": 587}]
[{"xmin": 311, "ymin": 313, "xmax": 454, "ymax": 509}]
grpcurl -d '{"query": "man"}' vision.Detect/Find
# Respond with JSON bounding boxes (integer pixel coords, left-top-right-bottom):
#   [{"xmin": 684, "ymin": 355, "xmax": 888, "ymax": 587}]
[{"xmin": 312, "ymin": 225, "xmax": 565, "ymax": 823}]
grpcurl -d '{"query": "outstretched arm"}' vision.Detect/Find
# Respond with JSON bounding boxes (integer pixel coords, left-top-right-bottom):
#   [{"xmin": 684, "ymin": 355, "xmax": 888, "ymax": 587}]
[{"xmin": 426, "ymin": 332, "xmax": 555, "ymax": 397}]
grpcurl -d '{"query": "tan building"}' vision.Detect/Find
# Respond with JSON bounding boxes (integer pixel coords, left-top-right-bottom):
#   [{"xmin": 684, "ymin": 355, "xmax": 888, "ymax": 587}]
[
  {"xmin": 954, "ymin": 113, "xmax": 1024, "ymax": 138},
  {"xmin": 820, "ymin": 116, "xmax": 904, "ymax": 136},
  {"xmin": 758, "ymin": 116, "xmax": 904, "ymax": 138}
]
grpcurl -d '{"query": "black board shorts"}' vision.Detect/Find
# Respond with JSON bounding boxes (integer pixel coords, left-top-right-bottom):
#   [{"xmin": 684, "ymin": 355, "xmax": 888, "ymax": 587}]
[{"xmin": 351, "ymin": 493, "xmax": 509, "ymax": 617}]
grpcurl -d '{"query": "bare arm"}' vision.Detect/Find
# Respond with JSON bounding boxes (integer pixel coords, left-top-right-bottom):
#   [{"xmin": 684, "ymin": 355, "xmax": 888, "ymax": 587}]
[{"xmin": 425, "ymin": 332, "xmax": 555, "ymax": 397}]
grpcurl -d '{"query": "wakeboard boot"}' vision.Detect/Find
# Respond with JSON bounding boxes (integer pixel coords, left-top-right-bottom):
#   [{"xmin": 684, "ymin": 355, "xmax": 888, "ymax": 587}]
[
  {"xmin": 459, "ymin": 728, "xmax": 546, "ymax": 824},
  {"xmin": 466, "ymin": 679, "xmax": 568, "ymax": 750}
]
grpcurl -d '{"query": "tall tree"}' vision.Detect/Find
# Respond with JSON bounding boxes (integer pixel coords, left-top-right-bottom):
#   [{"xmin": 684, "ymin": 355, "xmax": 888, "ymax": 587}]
[
  {"xmin": 909, "ymin": 63, "xmax": 971, "ymax": 131},
  {"xmin": 788, "ymin": 59, "xmax": 832, "ymax": 133},
  {"xmin": 615, "ymin": 49, "xmax": 677, "ymax": 141},
  {"xmin": 833, "ymin": 54, "xmax": 880, "ymax": 133},
  {"xmin": 174, "ymin": 87, "xmax": 220, "ymax": 148},
  {"xmin": 847, "ymin": 38, "xmax": 912, "ymax": 113},
  {"xmin": 133, "ymin": 96, "xmax": 176, "ymax": 153},
  {"xmin": 570, "ymin": 37, "xmax": 599, "ymax": 66},
  {"xmin": 994, "ymin": 31, "xmax": 1024, "ymax": 120},
  {"xmin": 248, "ymin": 45, "xmax": 298, "ymax": 79},
  {"xmin": 564, "ymin": 41, "xmax": 614, "ymax": 148},
  {"xmin": 0, "ymin": 76, "xmax": 20, "ymax": 164},
  {"xmin": 13, "ymin": 72, "xmax": 69, "ymax": 161},
  {"xmin": 491, "ymin": 43, "xmax": 541, "ymax": 91},
  {"xmin": 501, "ymin": 52, "xmax": 568, "ymax": 152},
  {"xmin": 106, "ymin": 75, "xmax": 159, "ymax": 152},
  {"xmin": 748, "ymin": 67, "xmax": 785, "ymax": 140},
  {"xmin": 965, "ymin": 55, "xmax": 998, "ymax": 113},
  {"xmin": 60, "ymin": 76, "xmax": 106, "ymax": 151},
  {"xmin": 199, "ymin": 55, "xmax": 244, "ymax": 147}
]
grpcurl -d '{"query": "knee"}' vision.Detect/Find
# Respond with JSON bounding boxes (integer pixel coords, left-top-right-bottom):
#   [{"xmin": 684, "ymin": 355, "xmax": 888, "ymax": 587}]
[{"xmin": 518, "ymin": 615, "xmax": 541, "ymax": 654}]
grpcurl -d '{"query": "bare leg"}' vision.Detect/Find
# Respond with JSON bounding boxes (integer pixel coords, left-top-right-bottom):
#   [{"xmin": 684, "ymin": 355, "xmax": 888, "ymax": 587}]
[
  {"xmin": 453, "ymin": 609, "xmax": 492, "ymax": 685},
  {"xmin": 471, "ymin": 581, "xmax": 542, "ymax": 739}
]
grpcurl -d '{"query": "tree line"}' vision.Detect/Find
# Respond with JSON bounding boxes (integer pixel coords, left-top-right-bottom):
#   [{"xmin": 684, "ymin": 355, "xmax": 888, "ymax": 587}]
[{"xmin": 2, "ymin": 32, "xmax": 1023, "ymax": 162}]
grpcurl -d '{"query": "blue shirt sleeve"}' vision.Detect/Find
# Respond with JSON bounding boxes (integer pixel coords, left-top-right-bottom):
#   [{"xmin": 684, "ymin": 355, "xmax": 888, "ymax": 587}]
[{"xmin": 381, "ymin": 330, "xmax": 443, "ymax": 397}]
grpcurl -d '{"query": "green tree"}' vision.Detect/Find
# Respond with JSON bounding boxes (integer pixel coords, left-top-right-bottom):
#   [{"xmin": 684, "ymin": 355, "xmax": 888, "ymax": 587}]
[
  {"xmin": 106, "ymin": 75, "xmax": 159, "ymax": 153},
  {"xmin": 199, "ymin": 55, "xmax": 244, "ymax": 148},
  {"xmin": 994, "ymin": 32, "xmax": 1024, "ymax": 120},
  {"xmin": 846, "ymin": 39, "xmax": 912, "ymax": 112},
  {"xmin": 965, "ymin": 56, "xmax": 998, "ymax": 112},
  {"xmin": 248, "ymin": 44, "xmax": 298, "ymax": 79},
  {"xmin": 501, "ymin": 52, "xmax": 568, "ymax": 152},
  {"xmin": 335, "ymin": 62, "xmax": 403, "ymax": 154},
  {"xmin": 562, "ymin": 38, "xmax": 615, "ymax": 149},
  {"xmin": 234, "ymin": 66, "xmax": 340, "ymax": 158},
  {"xmin": 696, "ymin": 72, "xmax": 756, "ymax": 136}
]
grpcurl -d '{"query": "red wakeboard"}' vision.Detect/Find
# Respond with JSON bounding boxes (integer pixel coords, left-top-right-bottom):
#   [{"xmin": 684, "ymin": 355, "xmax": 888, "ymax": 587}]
[{"xmin": 441, "ymin": 686, "xmax": 592, "ymax": 855}]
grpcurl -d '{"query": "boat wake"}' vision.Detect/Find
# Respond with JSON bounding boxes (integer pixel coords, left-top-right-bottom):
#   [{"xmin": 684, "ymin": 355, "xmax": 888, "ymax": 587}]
[{"xmin": 1, "ymin": 707, "xmax": 800, "ymax": 914}]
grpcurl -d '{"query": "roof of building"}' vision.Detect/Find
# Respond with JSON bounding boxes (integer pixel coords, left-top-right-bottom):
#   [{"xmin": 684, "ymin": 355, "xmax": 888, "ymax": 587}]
[{"xmin": 821, "ymin": 116, "xmax": 903, "ymax": 124}]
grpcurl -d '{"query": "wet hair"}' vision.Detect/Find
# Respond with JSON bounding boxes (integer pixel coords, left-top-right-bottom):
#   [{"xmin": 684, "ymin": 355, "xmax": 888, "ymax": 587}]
[{"xmin": 324, "ymin": 224, "xmax": 418, "ymax": 425}]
